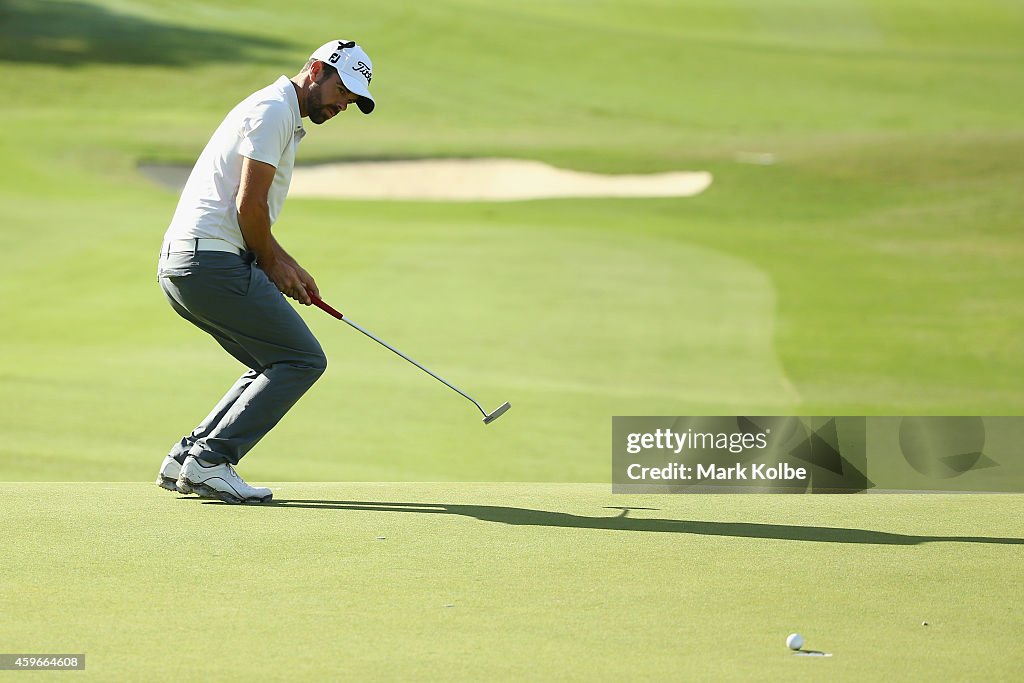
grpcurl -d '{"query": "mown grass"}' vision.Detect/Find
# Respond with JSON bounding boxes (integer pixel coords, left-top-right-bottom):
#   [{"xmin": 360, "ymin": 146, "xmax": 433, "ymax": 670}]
[
  {"xmin": 0, "ymin": 483, "xmax": 1021, "ymax": 680},
  {"xmin": 1, "ymin": 1, "xmax": 1021, "ymax": 476}
]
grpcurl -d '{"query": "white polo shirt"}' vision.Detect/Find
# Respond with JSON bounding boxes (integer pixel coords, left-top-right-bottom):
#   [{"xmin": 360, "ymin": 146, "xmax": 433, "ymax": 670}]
[{"xmin": 163, "ymin": 76, "xmax": 306, "ymax": 251}]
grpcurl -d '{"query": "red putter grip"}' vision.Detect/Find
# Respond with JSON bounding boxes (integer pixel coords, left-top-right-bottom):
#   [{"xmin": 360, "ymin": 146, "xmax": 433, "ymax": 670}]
[{"xmin": 308, "ymin": 290, "xmax": 345, "ymax": 320}]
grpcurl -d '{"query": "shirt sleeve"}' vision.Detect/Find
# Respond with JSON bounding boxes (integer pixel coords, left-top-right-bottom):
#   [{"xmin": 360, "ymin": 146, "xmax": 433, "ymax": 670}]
[{"xmin": 237, "ymin": 100, "xmax": 290, "ymax": 169}]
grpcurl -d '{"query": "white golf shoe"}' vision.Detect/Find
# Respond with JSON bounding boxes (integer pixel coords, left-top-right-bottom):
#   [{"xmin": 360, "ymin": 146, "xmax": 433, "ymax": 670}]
[
  {"xmin": 176, "ymin": 455, "xmax": 273, "ymax": 504},
  {"xmin": 155, "ymin": 455, "xmax": 186, "ymax": 493}
]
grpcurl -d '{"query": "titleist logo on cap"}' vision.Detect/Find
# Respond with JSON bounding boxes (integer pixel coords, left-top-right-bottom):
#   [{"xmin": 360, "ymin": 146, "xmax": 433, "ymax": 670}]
[{"xmin": 352, "ymin": 60, "xmax": 372, "ymax": 83}]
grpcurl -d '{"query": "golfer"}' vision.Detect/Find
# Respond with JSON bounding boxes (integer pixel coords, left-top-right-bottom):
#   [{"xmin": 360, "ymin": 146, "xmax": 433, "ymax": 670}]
[{"xmin": 155, "ymin": 40, "xmax": 375, "ymax": 503}]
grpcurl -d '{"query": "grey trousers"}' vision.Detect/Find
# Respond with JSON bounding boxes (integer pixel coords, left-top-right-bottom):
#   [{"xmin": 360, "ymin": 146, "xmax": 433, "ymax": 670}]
[{"xmin": 158, "ymin": 250, "xmax": 327, "ymax": 466}]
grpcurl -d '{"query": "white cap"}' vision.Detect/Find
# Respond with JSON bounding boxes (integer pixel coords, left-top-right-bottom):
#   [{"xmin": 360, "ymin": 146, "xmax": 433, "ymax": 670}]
[{"xmin": 310, "ymin": 39, "xmax": 375, "ymax": 114}]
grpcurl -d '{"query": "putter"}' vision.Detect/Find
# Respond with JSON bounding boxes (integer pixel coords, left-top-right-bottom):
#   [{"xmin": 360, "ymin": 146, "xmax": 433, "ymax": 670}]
[{"xmin": 306, "ymin": 291, "xmax": 511, "ymax": 424}]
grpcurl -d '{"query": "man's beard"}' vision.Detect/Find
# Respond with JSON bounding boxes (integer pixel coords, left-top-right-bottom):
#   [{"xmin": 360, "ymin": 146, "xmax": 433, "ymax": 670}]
[{"xmin": 307, "ymin": 85, "xmax": 332, "ymax": 125}]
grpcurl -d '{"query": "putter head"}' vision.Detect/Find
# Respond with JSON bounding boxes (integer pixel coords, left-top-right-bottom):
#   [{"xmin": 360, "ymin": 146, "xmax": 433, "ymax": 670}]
[{"xmin": 483, "ymin": 401, "xmax": 511, "ymax": 424}]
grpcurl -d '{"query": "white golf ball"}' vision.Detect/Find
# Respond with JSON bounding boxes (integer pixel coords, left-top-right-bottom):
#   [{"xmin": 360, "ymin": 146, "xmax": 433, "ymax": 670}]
[{"xmin": 786, "ymin": 633, "xmax": 804, "ymax": 650}]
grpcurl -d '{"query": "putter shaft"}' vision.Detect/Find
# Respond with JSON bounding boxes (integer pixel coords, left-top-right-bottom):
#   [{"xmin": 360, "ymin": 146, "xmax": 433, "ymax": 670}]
[
  {"xmin": 342, "ymin": 316, "xmax": 488, "ymax": 417},
  {"xmin": 308, "ymin": 293, "xmax": 508, "ymax": 423}
]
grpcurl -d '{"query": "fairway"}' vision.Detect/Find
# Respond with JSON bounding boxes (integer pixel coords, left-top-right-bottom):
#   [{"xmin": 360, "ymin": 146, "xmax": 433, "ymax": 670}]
[
  {"xmin": 2, "ymin": 0, "xmax": 1023, "ymax": 481},
  {"xmin": 1, "ymin": 484, "xmax": 1021, "ymax": 680},
  {"xmin": 4, "ymin": 0, "xmax": 1019, "ymax": 483}
]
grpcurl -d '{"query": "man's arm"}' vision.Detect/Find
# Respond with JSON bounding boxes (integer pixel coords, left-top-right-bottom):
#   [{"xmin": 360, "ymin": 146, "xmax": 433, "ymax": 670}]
[{"xmin": 236, "ymin": 156, "xmax": 318, "ymax": 305}]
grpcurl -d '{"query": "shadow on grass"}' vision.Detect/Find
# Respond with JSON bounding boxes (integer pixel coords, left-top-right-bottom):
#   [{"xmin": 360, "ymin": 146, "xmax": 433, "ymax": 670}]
[
  {"xmin": 0, "ymin": 0, "xmax": 292, "ymax": 66},
  {"xmin": 199, "ymin": 499, "xmax": 1024, "ymax": 546}
]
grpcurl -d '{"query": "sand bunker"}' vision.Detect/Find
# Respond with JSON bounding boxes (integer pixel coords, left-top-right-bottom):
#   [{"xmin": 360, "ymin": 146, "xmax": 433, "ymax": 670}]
[{"xmin": 140, "ymin": 158, "xmax": 711, "ymax": 201}]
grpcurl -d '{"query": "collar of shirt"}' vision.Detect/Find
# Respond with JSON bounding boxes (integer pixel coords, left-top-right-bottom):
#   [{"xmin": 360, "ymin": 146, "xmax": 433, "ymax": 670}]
[{"xmin": 276, "ymin": 75, "xmax": 306, "ymax": 141}]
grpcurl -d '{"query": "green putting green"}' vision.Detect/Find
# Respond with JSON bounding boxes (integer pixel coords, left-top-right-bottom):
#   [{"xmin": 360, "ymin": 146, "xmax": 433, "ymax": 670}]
[{"xmin": 1, "ymin": 483, "xmax": 1021, "ymax": 680}]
